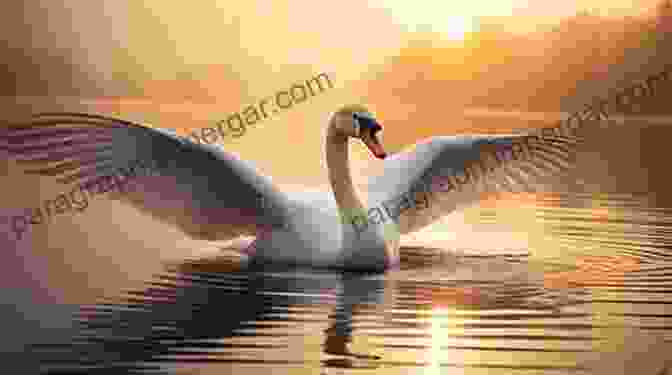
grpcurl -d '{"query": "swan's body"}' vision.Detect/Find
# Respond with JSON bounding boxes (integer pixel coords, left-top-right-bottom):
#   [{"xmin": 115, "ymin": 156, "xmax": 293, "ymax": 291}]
[
  {"xmin": 1, "ymin": 105, "xmax": 585, "ymax": 272},
  {"xmin": 247, "ymin": 191, "xmax": 392, "ymax": 271}
]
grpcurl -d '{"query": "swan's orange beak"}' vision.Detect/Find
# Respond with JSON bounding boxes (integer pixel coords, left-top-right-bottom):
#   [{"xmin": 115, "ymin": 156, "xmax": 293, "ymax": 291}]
[{"xmin": 361, "ymin": 124, "xmax": 387, "ymax": 159}]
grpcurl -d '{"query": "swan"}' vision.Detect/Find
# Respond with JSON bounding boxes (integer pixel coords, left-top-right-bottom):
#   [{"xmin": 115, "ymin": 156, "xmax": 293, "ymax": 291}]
[{"xmin": 1, "ymin": 105, "xmax": 585, "ymax": 272}]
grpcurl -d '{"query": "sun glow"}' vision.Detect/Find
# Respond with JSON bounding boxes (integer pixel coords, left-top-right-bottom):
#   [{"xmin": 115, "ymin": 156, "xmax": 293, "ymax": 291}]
[
  {"xmin": 376, "ymin": 1, "xmax": 478, "ymax": 41},
  {"xmin": 442, "ymin": 15, "xmax": 477, "ymax": 41}
]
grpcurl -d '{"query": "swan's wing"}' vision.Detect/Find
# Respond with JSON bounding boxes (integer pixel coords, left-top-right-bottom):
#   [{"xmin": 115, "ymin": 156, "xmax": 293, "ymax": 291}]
[
  {"xmin": 364, "ymin": 65, "xmax": 672, "ymax": 236},
  {"xmin": 366, "ymin": 123, "xmax": 586, "ymax": 235},
  {"xmin": 0, "ymin": 112, "xmax": 291, "ymax": 241}
]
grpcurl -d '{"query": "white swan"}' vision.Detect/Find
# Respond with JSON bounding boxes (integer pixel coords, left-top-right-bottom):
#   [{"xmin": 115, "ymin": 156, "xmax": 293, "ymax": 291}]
[{"xmin": 1, "ymin": 105, "xmax": 582, "ymax": 272}]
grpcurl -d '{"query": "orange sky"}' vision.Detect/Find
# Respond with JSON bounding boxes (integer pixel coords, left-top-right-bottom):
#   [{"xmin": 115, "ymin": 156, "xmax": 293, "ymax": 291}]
[{"xmin": 10, "ymin": 0, "xmax": 668, "ymax": 184}]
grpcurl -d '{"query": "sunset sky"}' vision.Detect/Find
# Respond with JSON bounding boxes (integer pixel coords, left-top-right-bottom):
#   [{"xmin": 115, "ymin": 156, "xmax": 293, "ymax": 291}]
[{"xmin": 2, "ymin": 0, "xmax": 661, "ymax": 186}]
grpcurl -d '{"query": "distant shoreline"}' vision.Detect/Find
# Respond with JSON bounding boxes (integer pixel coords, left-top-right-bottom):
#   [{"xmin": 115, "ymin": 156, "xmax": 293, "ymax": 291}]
[
  {"xmin": 461, "ymin": 107, "xmax": 672, "ymax": 124},
  {"xmin": 2, "ymin": 98, "xmax": 671, "ymax": 125}
]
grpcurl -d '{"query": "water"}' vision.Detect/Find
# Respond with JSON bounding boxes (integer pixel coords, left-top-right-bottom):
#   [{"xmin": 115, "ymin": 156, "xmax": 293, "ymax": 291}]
[
  {"xmin": 29, "ymin": 191, "xmax": 672, "ymax": 375},
  {"xmin": 20, "ymin": 119, "xmax": 672, "ymax": 374}
]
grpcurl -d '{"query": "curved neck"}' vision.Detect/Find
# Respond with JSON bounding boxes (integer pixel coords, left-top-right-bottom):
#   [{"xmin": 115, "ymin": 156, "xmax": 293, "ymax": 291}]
[{"xmin": 326, "ymin": 125, "xmax": 366, "ymax": 223}]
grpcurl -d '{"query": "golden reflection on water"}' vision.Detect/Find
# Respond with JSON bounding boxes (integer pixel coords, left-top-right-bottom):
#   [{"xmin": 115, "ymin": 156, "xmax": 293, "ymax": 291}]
[{"xmin": 427, "ymin": 307, "xmax": 451, "ymax": 375}]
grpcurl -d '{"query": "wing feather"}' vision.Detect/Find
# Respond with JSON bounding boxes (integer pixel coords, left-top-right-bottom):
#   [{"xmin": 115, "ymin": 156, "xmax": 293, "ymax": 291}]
[
  {"xmin": 367, "ymin": 121, "xmax": 589, "ymax": 235},
  {"xmin": 1, "ymin": 112, "xmax": 291, "ymax": 241}
]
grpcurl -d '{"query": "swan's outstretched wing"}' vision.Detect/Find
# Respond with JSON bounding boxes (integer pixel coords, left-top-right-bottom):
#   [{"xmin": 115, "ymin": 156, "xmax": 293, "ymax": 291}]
[
  {"xmin": 364, "ymin": 65, "xmax": 672, "ymax": 236},
  {"xmin": 366, "ymin": 120, "xmax": 588, "ymax": 236},
  {"xmin": 0, "ymin": 112, "xmax": 291, "ymax": 241}
]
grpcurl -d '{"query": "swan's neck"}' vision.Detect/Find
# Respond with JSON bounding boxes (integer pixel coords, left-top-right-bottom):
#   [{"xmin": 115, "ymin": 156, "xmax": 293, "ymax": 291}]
[{"xmin": 326, "ymin": 129, "xmax": 366, "ymax": 223}]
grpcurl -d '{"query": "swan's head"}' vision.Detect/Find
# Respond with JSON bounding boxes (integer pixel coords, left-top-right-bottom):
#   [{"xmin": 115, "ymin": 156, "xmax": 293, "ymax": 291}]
[{"xmin": 330, "ymin": 105, "xmax": 387, "ymax": 159}]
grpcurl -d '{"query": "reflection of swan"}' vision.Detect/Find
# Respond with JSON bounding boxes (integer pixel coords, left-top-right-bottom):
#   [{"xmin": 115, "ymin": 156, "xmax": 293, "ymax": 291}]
[
  {"xmin": 35, "ymin": 266, "xmax": 389, "ymax": 372},
  {"xmin": 2, "ymin": 105, "xmax": 577, "ymax": 271}
]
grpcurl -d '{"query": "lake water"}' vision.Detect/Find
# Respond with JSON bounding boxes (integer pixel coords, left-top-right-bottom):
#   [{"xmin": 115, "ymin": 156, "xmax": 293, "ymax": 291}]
[{"xmin": 19, "ymin": 118, "xmax": 672, "ymax": 374}]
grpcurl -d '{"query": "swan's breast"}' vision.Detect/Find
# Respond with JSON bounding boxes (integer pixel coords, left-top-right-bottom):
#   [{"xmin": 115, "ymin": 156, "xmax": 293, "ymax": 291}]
[{"xmin": 252, "ymin": 195, "xmax": 345, "ymax": 266}]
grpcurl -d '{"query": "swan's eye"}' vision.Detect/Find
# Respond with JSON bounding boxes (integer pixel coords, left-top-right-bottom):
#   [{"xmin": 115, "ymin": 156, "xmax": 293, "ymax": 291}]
[
  {"xmin": 351, "ymin": 113, "xmax": 361, "ymax": 132},
  {"xmin": 355, "ymin": 115, "xmax": 382, "ymax": 133}
]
